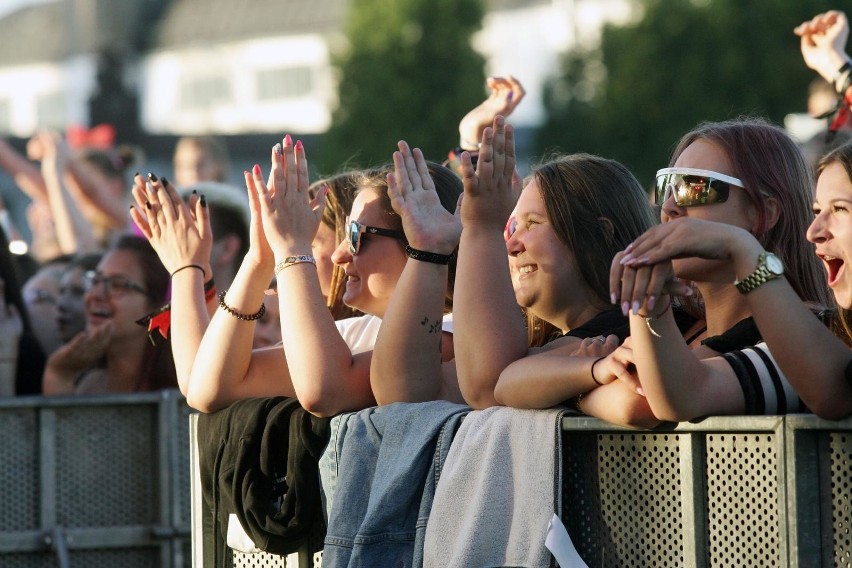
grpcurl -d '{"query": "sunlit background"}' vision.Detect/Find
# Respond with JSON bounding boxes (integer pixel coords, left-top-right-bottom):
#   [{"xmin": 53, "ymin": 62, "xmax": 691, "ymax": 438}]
[{"xmin": 0, "ymin": 0, "xmax": 840, "ymax": 251}]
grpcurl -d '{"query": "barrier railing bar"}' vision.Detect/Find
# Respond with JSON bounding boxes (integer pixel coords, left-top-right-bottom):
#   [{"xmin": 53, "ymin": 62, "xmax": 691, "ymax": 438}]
[{"xmin": 679, "ymin": 432, "xmax": 707, "ymax": 568}]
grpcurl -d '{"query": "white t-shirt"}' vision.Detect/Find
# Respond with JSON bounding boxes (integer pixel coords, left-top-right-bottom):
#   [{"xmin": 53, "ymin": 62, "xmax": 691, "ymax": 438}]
[{"xmin": 335, "ymin": 313, "xmax": 454, "ymax": 355}]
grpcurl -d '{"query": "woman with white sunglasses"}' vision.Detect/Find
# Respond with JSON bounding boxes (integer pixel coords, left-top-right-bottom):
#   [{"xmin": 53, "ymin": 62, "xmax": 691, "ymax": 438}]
[{"xmin": 601, "ymin": 118, "xmax": 831, "ymax": 421}]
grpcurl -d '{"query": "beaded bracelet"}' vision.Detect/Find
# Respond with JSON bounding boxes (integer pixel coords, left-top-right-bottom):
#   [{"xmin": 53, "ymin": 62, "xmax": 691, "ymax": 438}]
[
  {"xmin": 217, "ymin": 290, "xmax": 265, "ymax": 321},
  {"xmin": 274, "ymin": 255, "xmax": 317, "ymax": 277}
]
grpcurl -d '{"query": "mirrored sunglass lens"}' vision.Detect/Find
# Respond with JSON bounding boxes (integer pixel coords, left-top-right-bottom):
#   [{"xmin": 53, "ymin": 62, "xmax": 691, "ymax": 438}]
[
  {"xmin": 655, "ymin": 176, "xmax": 669, "ymax": 204},
  {"xmin": 349, "ymin": 221, "xmax": 359, "ymax": 254}
]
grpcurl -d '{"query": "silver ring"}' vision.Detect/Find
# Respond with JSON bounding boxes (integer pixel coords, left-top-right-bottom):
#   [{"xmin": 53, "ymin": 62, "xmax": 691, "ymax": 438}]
[{"xmin": 593, "ymin": 336, "xmax": 606, "ymax": 344}]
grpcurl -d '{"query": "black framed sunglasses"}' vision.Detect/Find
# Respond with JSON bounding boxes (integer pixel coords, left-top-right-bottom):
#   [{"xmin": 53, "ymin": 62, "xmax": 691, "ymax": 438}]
[
  {"xmin": 83, "ymin": 270, "xmax": 147, "ymax": 297},
  {"xmin": 655, "ymin": 167, "xmax": 744, "ymax": 207},
  {"xmin": 348, "ymin": 219, "xmax": 405, "ymax": 255}
]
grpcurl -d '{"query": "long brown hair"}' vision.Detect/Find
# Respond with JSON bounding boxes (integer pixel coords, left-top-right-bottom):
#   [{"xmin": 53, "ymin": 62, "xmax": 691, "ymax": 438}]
[
  {"xmin": 671, "ymin": 118, "xmax": 830, "ymax": 312},
  {"xmin": 111, "ymin": 235, "xmax": 176, "ymax": 391},
  {"xmin": 525, "ymin": 154, "xmax": 658, "ymax": 346},
  {"xmin": 817, "ymin": 142, "xmax": 852, "ymax": 346},
  {"xmin": 311, "ymin": 172, "xmax": 364, "ymax": 320}
]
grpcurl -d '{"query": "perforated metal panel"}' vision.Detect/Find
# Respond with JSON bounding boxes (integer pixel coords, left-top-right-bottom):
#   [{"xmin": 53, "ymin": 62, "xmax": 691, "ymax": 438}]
[
  {"xmin": 0, "ymin": 552, "xmax": 53, "ymax": 568},
  {"xmin": 68, "ymin": 547, "xmax": 160, "ymax": 567},
  {"xmin": 0, "ymin": 408, "xmax": 38, "ymax": 532},
  {"xmin": 0, "ymin": 391, "xmax": 191, "ymax": 567},
  {"xmin": 828, "ymin": 433, "xmax": 852, "ymax": 567},
  {"xmin": 705, "ymin": 433, "xmax": 781, "ymax": 566},
  {"xmin": 54, "ymin": 405, "xmax": 158, "ymax": 527},
  {"xmin": 563, "ymin": 431, "xmax": 684, "ymax": 567}
]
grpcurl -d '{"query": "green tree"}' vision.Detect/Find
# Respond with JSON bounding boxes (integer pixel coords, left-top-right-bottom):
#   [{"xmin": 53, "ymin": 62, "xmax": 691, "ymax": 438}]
[
  {"xmin": 319, "ymin": 0, "xmax": 486, "ymax": 172},
  {"xmin": 538, "ymin": 0, "xmax": 838, "ymax": 185}
]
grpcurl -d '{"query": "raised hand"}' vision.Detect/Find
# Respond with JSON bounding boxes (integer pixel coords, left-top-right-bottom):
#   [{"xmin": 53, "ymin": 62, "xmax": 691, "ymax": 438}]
[
  {"xmin": 459, "ymin": 115, "xmax": 518, "ymax": 229},
  {"xmin": 795, "ymin": 10, "xmax": 850, "ymax": 82},
  {"xmin": 248, "ymin": 136, "xmax": 325, "ymax": 258},
  {"xmin": 130, "ymin": 173, "xmax": 213, "ymax": 278},
  {"xmin": 387, "ymin": 141, "xmax": 461, "ymax": 255},
  {"xmin": 458, "ymin": 76, "xmax": 526, "ymax": 149}
]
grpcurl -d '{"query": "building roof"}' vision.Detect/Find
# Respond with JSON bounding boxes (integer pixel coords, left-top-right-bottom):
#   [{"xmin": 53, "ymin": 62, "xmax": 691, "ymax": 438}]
[
  {"xmin": 153, "ymin": 0, "xmax": 348, "ymax": 49},
  {"xmin": 0, "ymin": 0, "xmax": 552, "ymax": 64},
  {"xmin": 0, "ymin": 2, "xmax": 73, "ymax": 65}
]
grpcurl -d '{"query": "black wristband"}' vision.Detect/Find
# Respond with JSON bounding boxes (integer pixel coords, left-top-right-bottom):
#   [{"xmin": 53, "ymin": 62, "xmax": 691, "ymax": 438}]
[{"xmin": 404, "ymin": 244, "xmax": 454, "ymax": 265}]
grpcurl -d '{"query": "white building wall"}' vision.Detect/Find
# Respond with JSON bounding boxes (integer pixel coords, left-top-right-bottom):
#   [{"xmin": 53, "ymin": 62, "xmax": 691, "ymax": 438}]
[
  {"xmin": 472, "ymin": 0, "xmax": 636, "ymax": 129},
  {"xmin": 0, "ymin": 55, "xmax": 95, "ymax": 135},
  {"xmin": 141, "ymin": 34, "xmax": 336, "ymax": 135}
]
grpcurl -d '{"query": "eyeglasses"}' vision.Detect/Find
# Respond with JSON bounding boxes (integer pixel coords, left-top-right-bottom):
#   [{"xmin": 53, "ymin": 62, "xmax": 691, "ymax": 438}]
[
  {"xmin": 24, "ymin": 289, "xmax": 56, "ymax": 305},
  {"xmin": 83, "ymin": 270, "xmax": 147, "ymax": 297},
  {"xmin": 655, "ymin": 167, "xmax": 744, "ymax": 207},
  {"xmin": 348, "ymin": 219, "xmax": 405, "ymax": 255}
]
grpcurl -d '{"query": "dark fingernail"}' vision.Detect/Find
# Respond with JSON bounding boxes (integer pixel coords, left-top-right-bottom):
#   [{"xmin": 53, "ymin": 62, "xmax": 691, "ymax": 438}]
[
  {"xmin": 192, "ymin": 189, "xmax": 198, "ymax": 195},
  {"xmin": 161, "ymin": 176, "xmax": 169, "ymax": 187},
  {"xmin": 148, "ymin": 172, "xmax": 158, "ymax": 182},
  {"xmin": 200, "ymin": 194, "xmax": 207, "ymax": 207},
  {"xmin": 129, "ymin": 204, "xmax": 134, "ymax": 210},
  {"xmin": 134, "ymin": 172, "xmax": 140, "ymax": 179},
  {"xmin": 145, "ymin": 201, "xmax": 151, "ymax": 209}
]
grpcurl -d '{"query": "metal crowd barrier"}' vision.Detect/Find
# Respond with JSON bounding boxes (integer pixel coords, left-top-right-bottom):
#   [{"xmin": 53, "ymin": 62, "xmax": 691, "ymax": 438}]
[
  {"xmin": 561, "ymin": 414, "xmax": 852, "ymax": 567},
  {"xmin": 191, "ymin": 413, "xmax": 852, "ymax": 568},
  {"xmin": 0, "ymin": 389, "xmax": 193, "ymax": 568},
  {"xmin": 1, "ymin": 391, "xmax": 848, "ymax": 568}
]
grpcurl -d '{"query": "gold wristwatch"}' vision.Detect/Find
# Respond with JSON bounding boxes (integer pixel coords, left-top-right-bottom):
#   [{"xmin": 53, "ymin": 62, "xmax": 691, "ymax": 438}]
[{"xmin": 734, "ymin": 252, "xmax": 784, "ymax": 294}]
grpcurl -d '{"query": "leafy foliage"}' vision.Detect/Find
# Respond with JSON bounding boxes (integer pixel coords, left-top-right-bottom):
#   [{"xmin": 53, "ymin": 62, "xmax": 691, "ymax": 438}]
[
  {"xmin": 537, "ymin": 0, "xmax": 839, "ymax": 184},
  {"xmin": 319, "ymin": 0, "xmax": 486, "ymax": 172}
]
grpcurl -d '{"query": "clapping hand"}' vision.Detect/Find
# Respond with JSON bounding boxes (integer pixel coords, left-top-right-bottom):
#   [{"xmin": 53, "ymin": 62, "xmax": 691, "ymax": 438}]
[{"xmin": 387, "ymin": 141, "xmax": 461, "ymax": 255}]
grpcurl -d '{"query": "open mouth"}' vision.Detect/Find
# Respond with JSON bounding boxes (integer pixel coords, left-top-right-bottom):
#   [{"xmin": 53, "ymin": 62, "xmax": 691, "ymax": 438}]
[
  {"xmin": 518, "ymin": 264, "xmax": 538, "ymax": 276},
  {"xmin": 823, "ymin": 255, "xmax": 844, "ymax": 287}
]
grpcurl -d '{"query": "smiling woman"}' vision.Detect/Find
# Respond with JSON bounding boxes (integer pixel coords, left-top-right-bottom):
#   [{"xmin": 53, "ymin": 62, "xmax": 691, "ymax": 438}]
[{"xmin": 42, "ymin": 235, "xmax": 176, "ymax": 395}]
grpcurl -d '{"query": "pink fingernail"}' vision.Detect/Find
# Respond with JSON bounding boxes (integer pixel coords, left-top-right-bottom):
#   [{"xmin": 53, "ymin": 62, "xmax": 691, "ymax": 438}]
[
  {"xmin": 296, "ymin": 139, "xmax": 303, "ymax": 150},
  {"xmin": 647, "ymin": 295, "xmax": 657, "ymax": 311},
  {"xmin": 625, "ymin": 243, "xmax": 634, "ymax": 253},
  {"xmin": 610, "ymin": 292, "xmax": 617, "ymax": 305},
  {"xmin": 284, "ymin": 134, "xmax": 292, "ymax": 146},
  {"xmin": 620, "ymin": 253, "xmax": 634, "ymax": 265},
  {"xmin": 253, "ymin": 164, "xmax": 261, "ymax": 175},
  {"xmin": 621, "ymin": 301, "xmax": 629, "ymax": 316}
]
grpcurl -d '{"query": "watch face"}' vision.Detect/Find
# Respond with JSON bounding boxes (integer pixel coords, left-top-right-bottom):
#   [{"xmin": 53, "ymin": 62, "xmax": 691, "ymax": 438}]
[{"xmin": 766, "ymin": 254, "xmax": 784, "ymax": 275}]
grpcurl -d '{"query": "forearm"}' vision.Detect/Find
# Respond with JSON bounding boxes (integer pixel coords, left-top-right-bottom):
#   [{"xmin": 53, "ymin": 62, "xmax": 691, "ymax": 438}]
[
  {"xmin": 65, "ymin": 161, "xmax": 127, "ymax": 229},
  {"xmin": 274, "ymin": 251, "xmax": 374, "ymax": 416},
  {"xmin": 630, "ymin": 310, "xmax": 737, "ymax": 421},
  {"xmin": 186, "ymin": 257, "xmax": 271, "ymax": 411},
  {"xmin": 0, "ymin": 141, "xmax": 47, "ymax": 200},
  {"xmin": 371, "ymin": 260, "xmax": 448, "ymax": 404},
  {"xmin": 170, "ymin": 268, "xmax": 211, "ymax": 395},
  {"xmin": 454, "ymin": 227, "xmax": 528, "ymax": 408},
  {"xmin": 42, "ymin": 157, "xmax": 96, "ymax": 254},
  {"xmin": 580, "ymin": 381, "xmax": 661, "ymax": 429},
  {"xmin": 731, "ymin": 267, "xmax": 852, "ymax": 419},
  {"xmin": 495, "ymin": 353, "xmax": 602, "ymax": 408}
]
